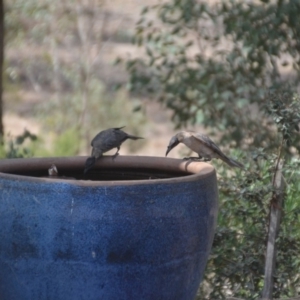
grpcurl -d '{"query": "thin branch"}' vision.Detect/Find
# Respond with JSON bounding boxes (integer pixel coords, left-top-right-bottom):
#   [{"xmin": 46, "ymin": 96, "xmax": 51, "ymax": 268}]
[
  {"xmin": 262, "ymin": 137, "xmax": 286, "ymax": 300},
  {"xmin": 272, "ymin": 138, "xmax": 284, "ymax": 187}
]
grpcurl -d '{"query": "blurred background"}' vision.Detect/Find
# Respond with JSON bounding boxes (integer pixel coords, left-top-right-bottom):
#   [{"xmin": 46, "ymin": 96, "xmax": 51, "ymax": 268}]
[
  {"xmin": 3, "ymin": 0, "xmax": 300, "ymax": 299},
  {"xmin": 4, "ymin": 0, "xmax": 184, "ymax": 158}
]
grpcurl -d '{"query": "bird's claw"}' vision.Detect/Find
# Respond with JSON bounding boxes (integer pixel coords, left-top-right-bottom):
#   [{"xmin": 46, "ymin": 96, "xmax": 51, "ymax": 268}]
[
  {"xmin": 203, "ymin": 158, "xmax": 211, "ymax": 162},
  {"xmin": 183, "ymin": 157, "xmax": 211, "ymax": 162},
  {"xmin": 183, "ymin": 157, "xmax": 201, "ymax": 161},
  {"xmin": 112, "ymin": 153, "xmax": 119, "ymax": 161}
]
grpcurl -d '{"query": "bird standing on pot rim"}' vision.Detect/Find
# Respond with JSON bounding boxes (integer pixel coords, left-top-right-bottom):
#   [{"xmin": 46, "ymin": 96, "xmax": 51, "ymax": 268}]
[
  {"xmin": 84, "ymin": 126, "xmax": 144, "ymax": 174},
  {"xmin": 166, "ymin": 131, "xmax": 244, "ymax": 169}
]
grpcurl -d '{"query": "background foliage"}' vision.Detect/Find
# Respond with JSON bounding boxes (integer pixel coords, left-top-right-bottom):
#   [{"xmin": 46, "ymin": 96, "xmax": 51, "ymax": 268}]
[
  {"xmin": 2, "ymin": 0, "xmax": 300, "ymax": 298},
  {"xmin": 125, "ymin": 0, "xmax": 300, "ymax": 150},
  {"xmin": 123, "ymin": 0, "xmax": 300, "ymax": 298},
  {"xmin": 5, "ymin": 0, "xmax": 146, "ymax": 156}
]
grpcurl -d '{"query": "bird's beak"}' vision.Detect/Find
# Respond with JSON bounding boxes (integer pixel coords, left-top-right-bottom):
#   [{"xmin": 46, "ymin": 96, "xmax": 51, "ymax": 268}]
[
  {"xmin": 84, "ymin": 157, "xmax": 96, "ymax": 175},
  {"xmin": 165, "ymin": 139, "xmax": 179, "ymax": 157},
  {"xmin": 165, "ymin": 147, "xmax": 171, "ymax": 157}
]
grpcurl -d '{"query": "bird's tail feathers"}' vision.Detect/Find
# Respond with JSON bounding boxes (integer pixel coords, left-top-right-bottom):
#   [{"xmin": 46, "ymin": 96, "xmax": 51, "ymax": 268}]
[
  {"xmin": 114, "ymin": 126, "xmax": 126, "ymax": 130},
  {"xmin": 224, "ymin": 156, "xmax": 244, "ymax": 169},
  {"xmin": 127, "ymin": 134, "xmax": 144, "ymax": 140}
]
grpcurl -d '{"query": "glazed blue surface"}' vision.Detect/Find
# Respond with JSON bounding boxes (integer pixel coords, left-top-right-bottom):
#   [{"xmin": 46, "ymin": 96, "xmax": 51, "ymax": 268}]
[{"xmin": 0, "ymin": 174, "xmax": 218, "ymax": 300}]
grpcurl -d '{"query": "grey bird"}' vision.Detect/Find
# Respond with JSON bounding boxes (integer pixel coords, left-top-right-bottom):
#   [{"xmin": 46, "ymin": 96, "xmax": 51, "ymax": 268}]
[
  {"xmin": 84, "ymin": 126, "xmax": 144, "ymax": 174},
  {"xmin": 165, "ymin": 131, "xmax": 244, "ymax": 169}
]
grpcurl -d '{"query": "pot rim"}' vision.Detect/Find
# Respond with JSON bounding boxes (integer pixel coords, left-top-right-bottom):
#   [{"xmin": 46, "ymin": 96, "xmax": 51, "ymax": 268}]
[{"xmin": 0, "ymin": 156, "xmax": 215, "ymax": 186}]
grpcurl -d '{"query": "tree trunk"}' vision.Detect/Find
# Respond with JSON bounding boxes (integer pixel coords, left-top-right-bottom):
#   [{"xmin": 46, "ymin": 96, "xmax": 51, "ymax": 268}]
[{"xmin": 261, "ymin": 160, "xmax": 285, "ymax": 300}]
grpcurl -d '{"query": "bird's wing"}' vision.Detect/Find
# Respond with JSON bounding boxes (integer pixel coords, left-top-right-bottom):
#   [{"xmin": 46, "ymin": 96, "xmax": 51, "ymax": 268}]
[
  {"xmin": 92, "ymin": 128, "xmax": 128, "ymax": 153},
  {"xmin": 190, "ymin": 132, "xmax": 225, "ymax": 157},
  {"xmin": 91, "ymin": 127, "xmax": 126, "ymax": 146},
  {"xmin": 189, "ymin": 132, "xmax": 244, "ymax": 169},
  {"xmin": 112, "ymin": 128, "xmax": 129, "ymax": 143},
  {"xmin": 91, "ymin": 131, "xmax": 104, "ymax": 146}
]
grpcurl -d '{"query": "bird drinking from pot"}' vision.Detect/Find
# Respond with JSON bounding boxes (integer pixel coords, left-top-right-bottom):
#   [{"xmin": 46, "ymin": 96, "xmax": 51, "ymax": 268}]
[
  {"xmin": 166, "ymin": 131, "xmax": 244, "ymax": 169},
  {"xmin": 84, "ymin": 126, "xmax": 144, "ymax": 174}
]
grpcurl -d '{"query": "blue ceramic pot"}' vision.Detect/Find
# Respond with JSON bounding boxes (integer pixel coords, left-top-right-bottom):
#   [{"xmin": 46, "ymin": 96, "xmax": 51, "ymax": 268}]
[{"xmin": 0, "ymin": 156, "xmax": 218, "ymax": 300}]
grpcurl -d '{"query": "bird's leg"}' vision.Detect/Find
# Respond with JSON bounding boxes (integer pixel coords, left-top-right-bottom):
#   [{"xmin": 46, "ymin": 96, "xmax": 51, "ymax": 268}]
[{"xmin": 112, "ymin": 147, "xmax": 120, "ymax": 160}]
